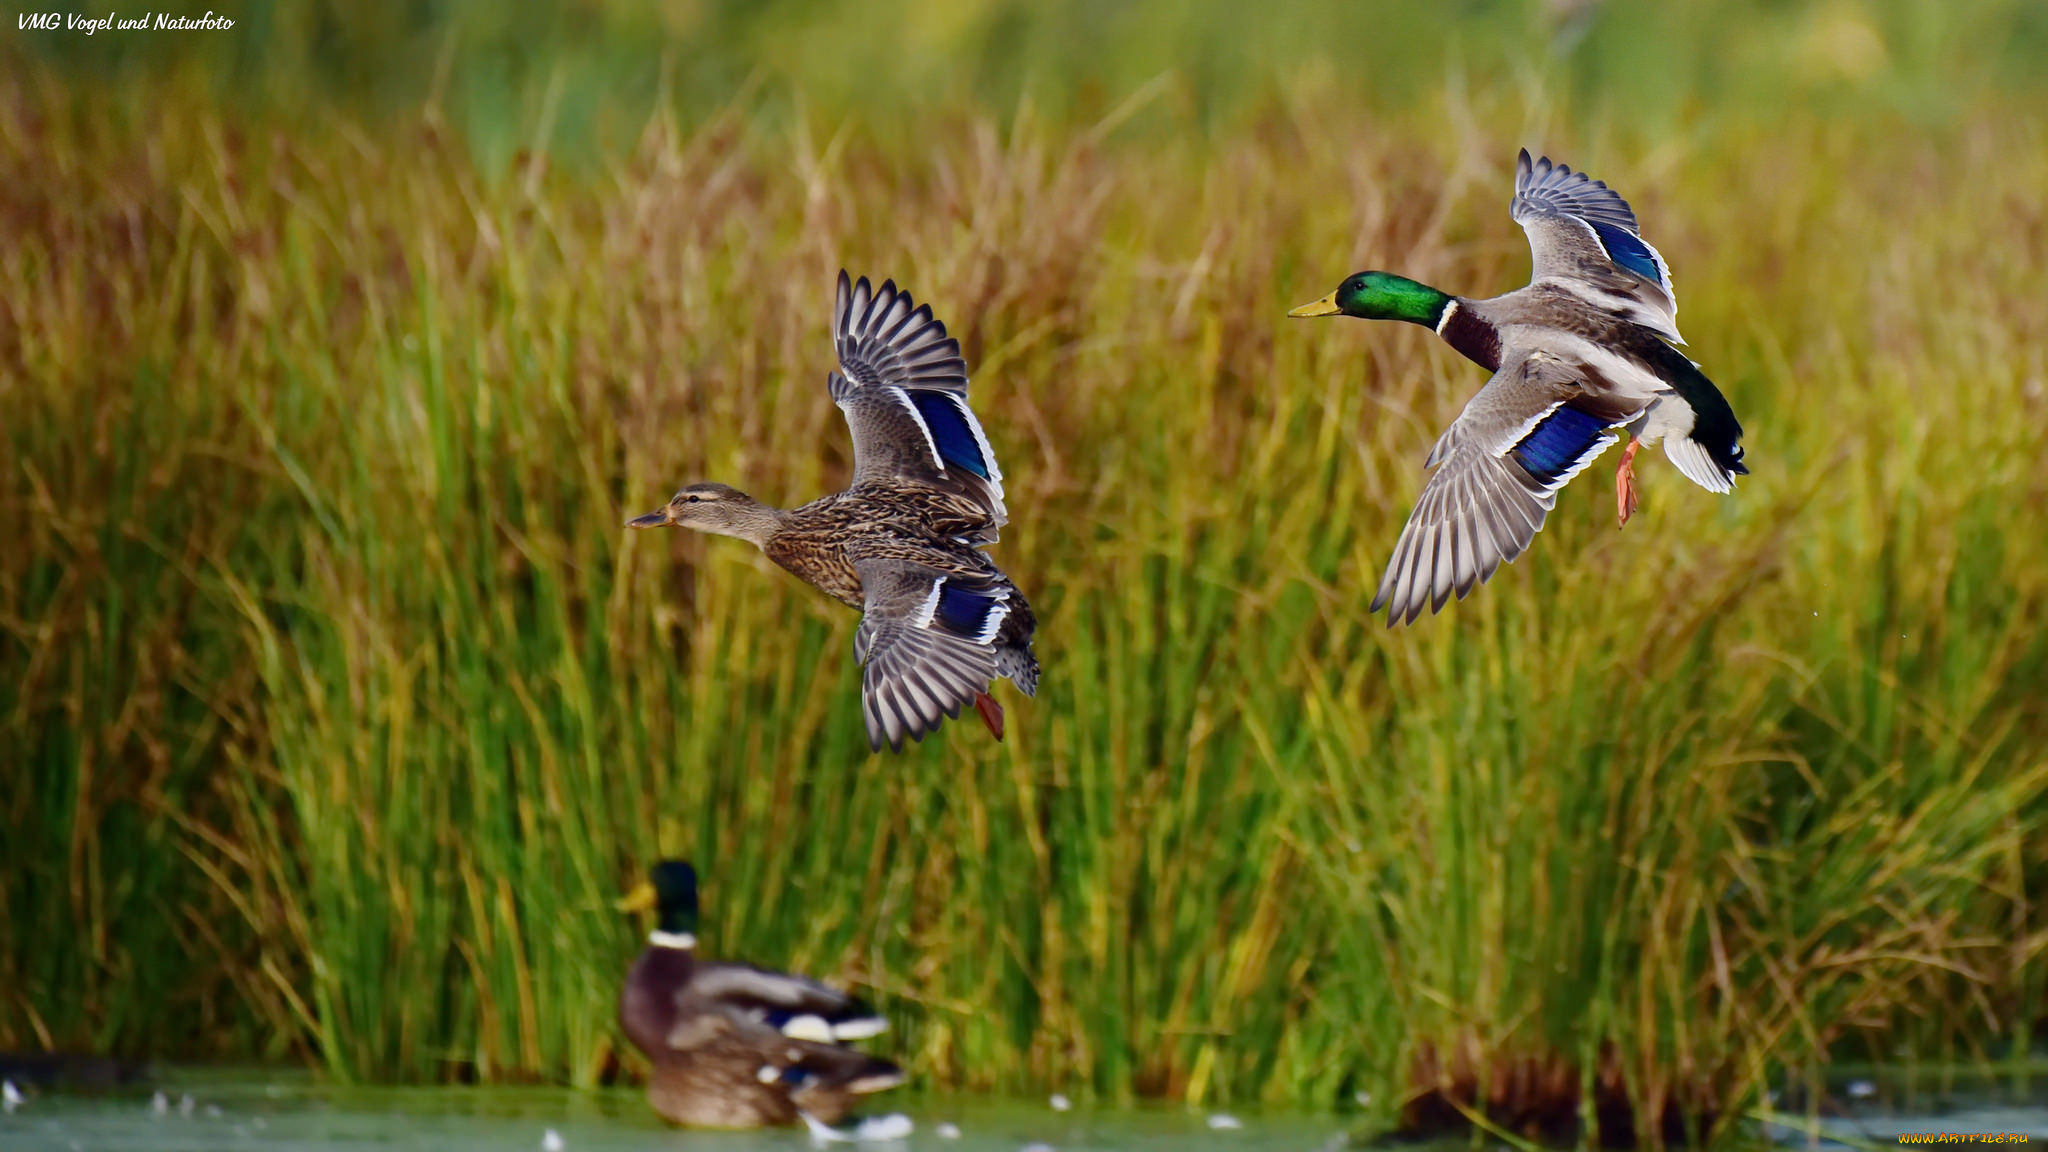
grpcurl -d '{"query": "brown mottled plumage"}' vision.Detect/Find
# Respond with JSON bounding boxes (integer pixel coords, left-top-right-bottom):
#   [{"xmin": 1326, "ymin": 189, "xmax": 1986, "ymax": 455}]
[
  {"xmin": 640, "ymin": 1030, "xmax": 891, "ymax": 1128},
  {"xmin": 629, "ymin": 272, "xmax": 1039, "ymax": 751}
]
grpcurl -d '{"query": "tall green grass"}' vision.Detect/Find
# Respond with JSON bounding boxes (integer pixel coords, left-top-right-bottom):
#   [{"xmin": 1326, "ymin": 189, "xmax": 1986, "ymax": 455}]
[{"xmin": 4, "ymin": 1, "xmax": 2048, "ymax": 1137}]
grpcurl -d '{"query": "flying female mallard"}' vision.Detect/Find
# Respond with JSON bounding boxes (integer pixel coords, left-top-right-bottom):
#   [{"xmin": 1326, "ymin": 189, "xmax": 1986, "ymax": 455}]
[{"xmin": 630, "ymin": 272, "xmax": 1039, "ymax": 750}]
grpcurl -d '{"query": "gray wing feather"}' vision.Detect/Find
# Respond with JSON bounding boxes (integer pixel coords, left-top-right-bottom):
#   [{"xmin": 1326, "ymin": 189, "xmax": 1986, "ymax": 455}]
[
  {"xmin": 1372, "ymin": 446, "xmax": 1555, "ymax": 627},
  {"xmin": 1513, "ymin": 149, "xmax": 1643, "ymax": 232},
  {"xmin": 1510, "ymin": 149, "xmax": 1682, "ymax": 344},
  {"xmin": 852, "ymin": 557, "xmax": 1001, "ymax": 752},
  {"xmin": 1428, "ymin": 347, "xmax": 1637, "ymax": 460},
  {"xmin": 678, "ymin": 963, "xmax": 888, "ymax": 1046},
  {"xmin": 834, "ymin": 271, "xmax": 968, "ymax": 395},
  {"xmin": 1371, "ymin": 350, "xmax": 1622, "ymax": 626},
  {"xmin": 687, "ymin": 964, "xmax": 860, "ymax": 1012},
  {"xmin": 829, "ymin": 272, "xmax": 1006, "ymax": 525}
]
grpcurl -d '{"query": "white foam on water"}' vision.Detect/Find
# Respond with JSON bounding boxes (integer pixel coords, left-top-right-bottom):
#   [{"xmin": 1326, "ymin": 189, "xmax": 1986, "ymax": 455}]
[
  {"xmin": 800, "ymin": 1111, "xmax": 853, "ymax": 1145},
  {"xmin": 853, "ymin": 1113, "xmax": 913, "ymax": 1142}
]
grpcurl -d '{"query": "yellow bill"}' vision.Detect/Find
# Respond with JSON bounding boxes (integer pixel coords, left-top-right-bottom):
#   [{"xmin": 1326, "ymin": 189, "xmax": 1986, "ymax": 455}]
[
  {"xmin": 616, "ymin": 881, "xmax": 659, "ymax": 913},
  {"xmin": 1287, "ymin": 292, "xmax": 1342, "ymax": 318}
]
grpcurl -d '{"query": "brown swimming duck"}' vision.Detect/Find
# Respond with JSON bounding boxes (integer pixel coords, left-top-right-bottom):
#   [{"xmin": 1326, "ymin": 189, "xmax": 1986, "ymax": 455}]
[
  {"xmin": 617, "ymin": 860, "xmax": 903, "ymax": 1128},
  {"xmin": 1290, "ymin": 150, "xmax": 1748, "ymax": 625},
  {"xmin": 630, "ymin": 271, "xmax": 1039, "ymax": 752}
]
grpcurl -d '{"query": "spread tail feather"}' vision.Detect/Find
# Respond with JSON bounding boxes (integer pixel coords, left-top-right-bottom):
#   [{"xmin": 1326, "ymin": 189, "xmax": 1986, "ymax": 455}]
[{"xmin": 997, "ymin": 655, "xmax": 1038, "ymax": 697}]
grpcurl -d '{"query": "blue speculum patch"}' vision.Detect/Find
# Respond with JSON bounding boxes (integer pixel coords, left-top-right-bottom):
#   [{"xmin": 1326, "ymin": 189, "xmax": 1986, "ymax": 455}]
[
  {"xmin": 1592, "ymin": 220, "xmax": 1664, "ymax": 283},
  {"xmin": 935, "ymin": 583, "xmax": 1003, "ymax": 637},
  {"xmin": 909, "ymin": 391, "xmax": 992, "ymax": 478},
  {"xmin": 1515, "ymin": 405, "xmax": 1611, "ymax": 483}
]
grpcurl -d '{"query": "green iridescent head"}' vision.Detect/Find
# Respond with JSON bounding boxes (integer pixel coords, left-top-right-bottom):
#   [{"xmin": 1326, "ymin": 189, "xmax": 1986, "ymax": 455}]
[
  {"xmin": 618, "ymin": 859, "xmax": 700, "ymax": 937},
  {"xmin": 1288, "ymin": 272, "xmax": 1452, "ymax": 327}
]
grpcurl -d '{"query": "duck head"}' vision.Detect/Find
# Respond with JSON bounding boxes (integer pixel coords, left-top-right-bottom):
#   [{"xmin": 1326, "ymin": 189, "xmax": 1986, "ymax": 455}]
[
  {"xmin": 627, "ymin": 483, "xmax": 781, "ymax": 545},
  {"xmin": 619, "ymin": 859, "xmax": 700, "ymax": 947},
  {"xmin": 1289, "ymin": 271, "xmax": 1452, "ymax": 327}
]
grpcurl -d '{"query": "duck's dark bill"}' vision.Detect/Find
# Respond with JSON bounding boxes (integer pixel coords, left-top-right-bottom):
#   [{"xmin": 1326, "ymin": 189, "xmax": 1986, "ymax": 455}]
[
  {"xmin": 1288, "ymin": 293, "xmax": 1341, "ymax": 317},
  {"xmin": 626, "ymin": 510, "xmax": 669, "ymax": 528}
]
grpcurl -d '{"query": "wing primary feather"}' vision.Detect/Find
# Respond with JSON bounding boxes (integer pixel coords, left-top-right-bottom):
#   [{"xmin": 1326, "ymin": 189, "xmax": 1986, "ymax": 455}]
[
  {"xmin": 860, "ymin": 281, "xmax": 894, "ymax": 343},
  {"xmin": 1452, "ymin": 483, "xmax": 1481, "ymax": 598},
  {"xmin": 1430, "ymin": 519, "xmax": 1456, "ymax": 613},
  {"xmin": 864, "ymin": 695, "xmax": 886, "ymax": 753},
  {"xmin": 1404, "ymin": 512, "xmax": 1433, "ymax": 623},
  {"xmin": 1370, "ymin": 529, "xmax": 1404, "ymax": 617}
]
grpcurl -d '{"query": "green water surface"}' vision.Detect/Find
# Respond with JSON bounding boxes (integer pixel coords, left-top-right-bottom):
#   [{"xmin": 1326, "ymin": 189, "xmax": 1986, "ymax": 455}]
[
  {"xmin": 8, "ymin": 1069, "xmax": 2048, "ymax": 1151},
  {"xmin": 0, "ymin": 1073, "xmax": 1349, "ymax": 1152}
]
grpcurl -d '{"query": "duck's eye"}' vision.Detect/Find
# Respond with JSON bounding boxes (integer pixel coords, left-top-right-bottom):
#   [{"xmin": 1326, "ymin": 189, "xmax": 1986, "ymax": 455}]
[{"xmin": 684, "ymin": 494, "xmax": 701, "ymax": 503}]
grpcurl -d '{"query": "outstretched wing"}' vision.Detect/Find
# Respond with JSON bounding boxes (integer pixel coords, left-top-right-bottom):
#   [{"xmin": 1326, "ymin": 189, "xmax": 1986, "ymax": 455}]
[
  {"xmin": 1511, "ymin": 149, "xmax": 1683, "ymax": 344},
  {"xmin": 1373, "ymin": 349, "xmax": 1643, "ymax": 626},
  {"xmin": 850, "ymin": 555, "xmax": 1010, "ymax": 752},
  {"xmin": 829, "ymin": 271, "xmax": 1007, "ymax": 527},
  {"xmin": 675, "ymin": 961, "xmax": 888, "ymax": 1048}
]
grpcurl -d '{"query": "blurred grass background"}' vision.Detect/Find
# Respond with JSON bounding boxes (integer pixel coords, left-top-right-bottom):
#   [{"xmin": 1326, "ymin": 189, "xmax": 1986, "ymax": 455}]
[{"xmin": 5, "ymin": 0, "xmax": 2048, "ymax": 1136}]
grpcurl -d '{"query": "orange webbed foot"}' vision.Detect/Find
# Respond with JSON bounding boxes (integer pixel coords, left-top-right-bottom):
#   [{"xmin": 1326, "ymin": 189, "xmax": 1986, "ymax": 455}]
[
  {"xmin": 1615, "ymin": 437, "xmax": 1642, "ymax": 528},
  {"xmin": 973, "ymin": 691, "xmax": 1005, "ymax": 742}
]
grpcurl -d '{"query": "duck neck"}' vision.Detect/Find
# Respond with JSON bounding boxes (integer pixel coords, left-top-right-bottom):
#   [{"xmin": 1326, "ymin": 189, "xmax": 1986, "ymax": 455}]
[
  {"xmin": 654, "ymin": 893, "xmax": 699, "ymax": 948},
  {"xmin": 1433, "ymin": 298, "xmax": 1503, "ymax": 372},
  {"xmin": 1373, "ymin": 277, "xmax": 1454, "ymax": 329},
  {"xmin": 707, "ymin": 495, "xmax": 787, "ymax": 549}
]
